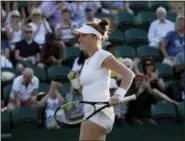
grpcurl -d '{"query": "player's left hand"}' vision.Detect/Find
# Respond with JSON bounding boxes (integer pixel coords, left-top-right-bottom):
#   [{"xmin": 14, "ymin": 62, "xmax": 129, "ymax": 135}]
[{"xmin": 109, "ymin": 94, "xmax": 122, "ymax": 106}]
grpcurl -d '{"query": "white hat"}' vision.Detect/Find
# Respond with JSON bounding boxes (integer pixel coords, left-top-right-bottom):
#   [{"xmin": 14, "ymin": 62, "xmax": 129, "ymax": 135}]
[
  {"xmin": 31, "ymin": 8, "xmax": 42, "ymax": 16},
  {"xmin": 109, "ymin": 78, "xmax": 118, "ymax": 89},
  {"xmin": 11, "ymin": 10, "xmax": 20, "ymax": 17},
  {"xmin": 123, "ymin": 58, "xmax": 134, "ymax": 69},
  {"xmin": 74, "ymin": 24, "xmax": 102, "ymax": 39}
]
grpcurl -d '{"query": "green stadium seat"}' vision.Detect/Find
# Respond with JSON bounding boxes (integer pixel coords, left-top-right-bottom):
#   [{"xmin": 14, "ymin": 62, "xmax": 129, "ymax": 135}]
[
  {"xmin": 47, "ymin": 65, "xmax": 71, "ymax": 82},
  {"xmin": 1, "ymin": 111, "xmax": 11, "ymax": 133},
  {"xmin": 61, "ymin": 82, "xmax": 71, "ymax": 97},
  {"xmin": 38, "ymin": 83, "xmax": 50, "ymax": 94},
  {"xmin": 136, "ymin": 12, "xmax": 156, "ymax": 31},
  {"xmin": 116, "ymin": 46, "xmax": 136, "ymax": 59},
  {"xmin": 32, "ymin": 66, "xmax": 47, "ymax": 82},
  {"xmin": 114, "ymin": 12, "xmax": 136, "ymax": 32},
  {"xmin": 3, "ymin": 84, "xmax": 12, "ymax": 106},
  {"xmin": 109, "ymin": 29, "xmax": 124, "ymax": 44},
  {"xmin": 177, "ymin": 101, "xmax": 185, "ymax": 122},
  {"xmin": 150, "ymin": 1, "xmax": 170, "ymax": 11},
  {"xmin": 63, "ymin": 47, "xmax": 80, "ymax": 60},
  {"xmin": 155, "ymin": 63, "xmax": 174, "ymax": 81},
  {"xmin": 94, "ymin": 12, "xmax": 113, "ymax": 19},
  {"xmin": 137, "ymin": 45, "xmax": 162, "ymax": 61},
  {"xmin": 129, "ymin": 1, "xmax": 150, "ymax": 15},
  {"xmin": 11, "ymin": 108, "xmax": 39, "ymax": 129},
  {"xmin": 167, "ymin": 11, "xmax": 177, "ymax": 22},
  {"xmin": 151, "ymin": 103, "xmax": 177, "ymax": 123},
  {"xmin": 124, "ymin": 28, "xmax": 148, "ymax": 48}
]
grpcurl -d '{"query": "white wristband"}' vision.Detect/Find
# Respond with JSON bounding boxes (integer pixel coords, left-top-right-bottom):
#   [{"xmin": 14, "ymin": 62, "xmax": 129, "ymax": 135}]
[
  {"xmin": 115, "ymin": 87, "xmax": 127, "ymax": 97},
  {"xmin": 71, "ymin": 78, "xmax": 81, "ymax": 89}
]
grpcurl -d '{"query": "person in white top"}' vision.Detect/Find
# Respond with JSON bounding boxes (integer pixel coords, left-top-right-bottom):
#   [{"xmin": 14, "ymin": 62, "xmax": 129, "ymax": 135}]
[
  {"xmin": 148, "ymin": 6, "xmax": 174, "ymax": 48},
  {"xmin": 7, "ymin": 68, "xmax": 39, "ymax": 110},
  {"xmin": 68, "ymin": 19, "xmax": 135, "ymax": 140}
]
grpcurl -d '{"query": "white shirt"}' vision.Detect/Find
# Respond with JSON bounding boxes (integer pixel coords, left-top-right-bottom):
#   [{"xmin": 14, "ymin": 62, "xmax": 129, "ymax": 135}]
[
  {"xmin": 0, "ymin": 55, "xmax": 13, "ymax": 68},
  {"xmin": 10, "ymin": 75, "xmax": 39, "ymax": 101},
  {"xmin": 72, "ymin": 57, "xmax": 83, "ymax": 71},
  {"xmin": 79, "ymin": 49, "xmax": 114, "ymax": 121},
  {"xmin": 148, "ymin": 19, "xmax": 174, "ymax": 46},
  {"xmin": 29, "ymin": 21, "xmax": 52, "ymax": 45}
]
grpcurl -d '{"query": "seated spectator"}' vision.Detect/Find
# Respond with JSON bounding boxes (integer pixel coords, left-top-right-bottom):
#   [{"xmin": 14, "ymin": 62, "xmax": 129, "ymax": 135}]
[
  {"xmin": 5, "ymin": 10, "xmax": 22, "ymax": 50},
  {"xmin": 29, "ymin": 8, "xmax": 52, "ymax": 47},
  {"xmin": 71, "ymin": 1, "xmax": 87, "ymax": 26},
  {"xmin": 101, "ymin": 1, "xmax": 133, "ymax": 15},
  {"xmin": 39, "ymin": 1, "xmax": 71, "ymax": 30},
  {"xmin": 14, "ymin": 24, "xmax": 40, "ymax": 69},
  {"xmin": 105, "ymin": 43, "xmax": 124, "ymax": 79},
  {"xmin": 143, "ymin": 58, "xmax": 166, "ymax": 93},
  {"xmin": 1, "ymin": 55, "xmax": 13, "ymax": 68},
  {"xmin": 126, "ymin": 73, "xmax": 179, "ymax": 125},
  {"xmin": 55, "ymin": 8, "xmax": 79, "ymax": 48},
  {"xmin": 84, "ymin": 7, "xmax": 100, "ymax": 23},
  {"xmin": 7, "ymin": 68, "xmax": 39, "ymax": 110},
  {"xmin": 38, "ymin": 33, "xmax": 64, "ymax": 68},
  {"xmin": 36, "ymin": 81, "xmax": 65, "ymax": 129},
  {"xmin": 161, "ymin": 16, "xmax": 184, "ymax": 66},
  {"xmin": 148, "ymin": 7, "xmax": 174, "ymax": 48}
]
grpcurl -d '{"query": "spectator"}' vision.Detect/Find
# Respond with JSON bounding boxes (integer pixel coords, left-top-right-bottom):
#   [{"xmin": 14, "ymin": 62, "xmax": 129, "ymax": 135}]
[
  {"xmin": 7, "ymin": 68, "xmax": 39, "ymax": 110},
  {"xmin": 101, "ymin": 1, "xmax": 133, "ymax": 15},
  {"xmin": 29, "ymin": 8, "xmax": 52, "ymax": 47},
  {"xmin": 161, "ymin": 16, "xmax": 185, "ymax": 66},
  {"xmin": 38, "ymin": 33, "xmax": 64, "ymax": 68},
  {"xmin": 36, "ymin": 81, "xmax": 65, "ymax": 129},
  {"xmin": 1, "ymin": 55, "xmax": 13, "ymax": 68},
  {"xmin": 143, "ymin": 58, "xmax": 166, "ymax": 93},
  {"xmin": 39, "ymin": 1, "xmax": 71, "ymax": 30},
  {"xmin": 148, "ymin": 7, "xmax": 174, "ymax": 48},
  {"xmin": 14, "ymin": 24, "xmax": 40, "ymax": 68},
  {"xmin": 105, "ymin": 43, "xmax": 124, "ymax": 79},
  {"xmin": 84, "ymin": 7, "xmax": 100, "ymax": 23},
  {"xmin": 5, "ymin": 10, "xmax": 22, "ymax": 50},
  {"xmin": 126, "ymin": 73, "xmax": 179, "ymax": 125},
  {"xmin": 55, "ymin": 8, "xmax": 79, "ymax": 48},
  {"xmin": 71, "ymin": 1, "xmax": 87, "ymax": 26}
]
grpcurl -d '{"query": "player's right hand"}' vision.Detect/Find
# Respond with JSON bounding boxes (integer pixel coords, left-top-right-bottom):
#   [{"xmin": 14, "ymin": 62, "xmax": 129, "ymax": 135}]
[{"xmin": 109, "ymin": 94, "xmax": 122, "ymax": 106}]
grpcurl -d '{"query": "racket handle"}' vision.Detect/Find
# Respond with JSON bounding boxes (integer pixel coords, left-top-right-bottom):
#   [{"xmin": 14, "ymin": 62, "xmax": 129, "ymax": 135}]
[{"xmin": 120, "ymin": 94, "xmax": 137, "ymax": 103}]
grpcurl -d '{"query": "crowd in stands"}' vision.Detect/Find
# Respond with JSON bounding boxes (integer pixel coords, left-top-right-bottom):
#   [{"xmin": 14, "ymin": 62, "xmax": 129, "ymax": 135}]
[{"xmin": 1, "ymin": 1, "xmax": 185, "ymax": 130}]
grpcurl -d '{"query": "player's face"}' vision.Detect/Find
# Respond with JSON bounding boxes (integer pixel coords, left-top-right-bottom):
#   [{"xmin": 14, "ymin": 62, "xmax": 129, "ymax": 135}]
[{"xmin": 78, "ymin": 33, "xmax": 95, "ymax": 50}]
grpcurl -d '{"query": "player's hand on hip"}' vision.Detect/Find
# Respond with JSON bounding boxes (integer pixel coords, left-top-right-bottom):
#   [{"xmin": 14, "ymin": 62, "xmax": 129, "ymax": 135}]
[{"xmin": 109, "ymin": 94, "xmax": 122, "ymax": 106}]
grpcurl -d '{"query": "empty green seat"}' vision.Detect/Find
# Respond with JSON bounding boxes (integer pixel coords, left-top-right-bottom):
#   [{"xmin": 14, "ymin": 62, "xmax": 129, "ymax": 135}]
[
  {"xmin": 150, "ymin": 1, "xmax": 170, "ymax": 11},
  {"xmin": 47, "ymin": 65, "xmax": 71, "ymax": 82},
  {"xmin": 61, "ymin": 82, "xmax": 71, "ymax": 97},
  {"xmin": 136, "ymin": 12, "xmax": 156, "ymax": 31},
  {"xmin": 151, "ymin": 103, "xmax": 177, "ymax": 123},
  {"xmin": 3, "ymin": 84, "xmax": 12, "ymax": 105},
  {"xmin": 177, "ymin": 102, "xmax": 185, "ymax": 121},
  {"xmin": 109, "ymin": 29, "xmax": 124, "ymax": 44},
  {"xmin": 137, "ymin": 45, "xmax": 162, "ymax": 61},
  {"xmin": 129, "ymin": 1, "xmax": 150, "ymax": 15},
  {"xmin": 94, "ymin": 12, "xmax": 113, "ymax": 19},
  {"xmin": 116, "ymin": 46, "xmax": 136, "ymax": 59},
  {"xmin": 167, "ymin": 11, "xmax": 177, "ymax": 22},
  {"xmin": 32, "ymin": 66, "xmax": 47, "ymax": 82},
  {"xmin": 11, "ymin": 107, "xmax": 39, "ymax": 129},
  {"xmin": 38, "ymin": 83, "xmax": 50, "ymax": 94},
  {"xmin": 115, "ymin": 12, "xmax": 135, "ymax": 32},
  {"xmin": 155, "ymin": 63, "xmax": 174, "ymax": 81},
  {"xmin": 1, "ymin": 111, "xmax": 11, "ymax": 133},
  {"xmin": 124, "ymin": 28, "xmax": 148, "ymax": 48},
  {"xmin": 63, "ymin": 47, "xmax": 80, "ymax": 60}
]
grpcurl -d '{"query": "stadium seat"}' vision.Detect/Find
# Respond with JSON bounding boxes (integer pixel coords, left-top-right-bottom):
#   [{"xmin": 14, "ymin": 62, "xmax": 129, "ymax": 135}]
[
  {"xmin": 38, "ymin": 83, "xmax": 50, "ymax": 94},
  {"xmin": 150, "ymin": 1, "xmax": 170, "ymax": 11},
  {"xmin": 109, "ymin": 29, "xmax": 124, "ymax": 44},
  {"xmin": 63, "ymin": 47, "xmax": 80, "ymax": 60},
  {"xmin": 151, "ymin": 103, "xmax": 177, "ymax": 124},
  {"xmin": 124, "ymin": 28, "xmax": 148, "ymax": 48},
  {"xmin": 1, "ymin": 111, "xmax": 11, "ymax": 133},
  {"xmin": 129, "ymin": 1, "xmax": 150, "ymax": 15},
  {"xmin": 167, "ymin": 11, "xmax": 177, "ymax": 22},
  {"xmin": 32, "ymin": 66, "xmax": 47, "ymax": 82},
  {"xmin": 137, "ymin": 45, "xmax": 162, "ymax": 61},
  {"xmin": 155, "ymin": 63, "xmax": 174, "ymax": 81},
  {"xmin": 176, "ymin": 101, "xmax": 185, "ymax": 122},
  {"xmin": 116, "ymin": 46, "xmax": 136, "ymax": 59},
  {"xmin": 47, "ymin": 65, "xmax": 71, "ymax": 82},
  {"xmin": 94, "ymin": 12, "xmax": 113, "ymax": 19},
  {"xmin": 136, "ymin": 12, "xmax": 156, "ymax": 31},
  {"xmin": 11, "ymin": 107, "xmax": 39, "ymax": 129},
  {"xmin": 61, "ymin": 82, "xmax": 71, "ymax": 97},
  {"xmin": 3, "ymin": 84, "xmax": 12, "ymax": 106},
  {"xmin": 114, "ymin": 12, "xmax": 136, "ymax": 32}
]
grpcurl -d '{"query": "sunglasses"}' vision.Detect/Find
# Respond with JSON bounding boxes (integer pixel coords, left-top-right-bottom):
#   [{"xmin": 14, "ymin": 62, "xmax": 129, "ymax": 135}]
[
  {"xmin": 33, "ymin": 14, "xmax": 41, "ymax": 17},
  {"xmin": 25, "ymin": 31, "xmax": 33, "ymax": 34},
  {"xmin": 145, "ymin": 63, "xmax": 153, "ymax": 66},
  {"xmin": 12, "ymin": 15, "xmax": 20, "ymax": 18}
]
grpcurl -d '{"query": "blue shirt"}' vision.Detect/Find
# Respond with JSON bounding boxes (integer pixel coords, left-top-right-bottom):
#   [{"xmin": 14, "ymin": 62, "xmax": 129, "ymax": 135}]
[{"xmin": 163, "ymin": 30, "xmax": 185, "ymax": 56}]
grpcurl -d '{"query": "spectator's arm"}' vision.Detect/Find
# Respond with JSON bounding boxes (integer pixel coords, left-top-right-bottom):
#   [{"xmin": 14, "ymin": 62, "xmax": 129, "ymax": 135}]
[
  {"xmin": 14, "ymin": 49, "xmax": 27, "ymax": 61},
  {"xmin": 5, "ymin": 25, "xmax": 13, "ymax": 41},
  {"xmin": 152, "ymin": 88, "xmax": 179, "ymax": 105},
  {"xmin": 12, "ymin": 78, "xmax": 21, "ymax": 107},
  {"xmin": 43, "ymin": 20, "xmax": 52, "ymax": 33},
  {"xmin": 36, "ymin": 53, "xmax": 41, "ymax": 63},
  {"xmin": 55, "ymin": 91, "xmax": 65, "ymax": 104},
  {"xmin": 36, "ymin": 93, "xmax": 50, "ymax": 107},
  {"xmin": 157, "ymin": 78, "xmax": 166, "ymax": 92}
]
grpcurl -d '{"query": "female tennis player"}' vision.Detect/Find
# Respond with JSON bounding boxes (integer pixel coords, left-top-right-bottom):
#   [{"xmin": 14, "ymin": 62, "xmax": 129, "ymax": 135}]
[{"xmin": 68, "ymin": 19, "xmax": 135, "ymax": 141}]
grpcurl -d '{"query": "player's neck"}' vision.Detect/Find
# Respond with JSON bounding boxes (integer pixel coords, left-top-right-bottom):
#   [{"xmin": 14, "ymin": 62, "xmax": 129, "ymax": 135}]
[{"xmin": 87, "ymin": 48, "xmax": 99, "ymax": 57}]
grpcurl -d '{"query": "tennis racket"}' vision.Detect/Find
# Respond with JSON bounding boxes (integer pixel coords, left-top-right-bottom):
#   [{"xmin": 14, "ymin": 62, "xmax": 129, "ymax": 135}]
[{"xmin": 54, "ymin": 95, "xmax": 136, "ymax": 125}]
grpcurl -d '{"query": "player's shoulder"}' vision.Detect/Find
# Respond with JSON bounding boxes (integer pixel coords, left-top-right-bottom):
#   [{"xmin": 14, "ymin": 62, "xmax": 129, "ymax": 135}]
[{"xmin": 98, "ymin": 49, "xmax": 111, "ymax": 56}]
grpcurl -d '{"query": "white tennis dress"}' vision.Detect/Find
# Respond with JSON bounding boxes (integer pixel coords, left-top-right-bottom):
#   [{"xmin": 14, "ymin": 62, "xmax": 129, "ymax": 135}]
[{"xmin": 79, "ymin": 49, "xmax": 115, "ymax": 133}]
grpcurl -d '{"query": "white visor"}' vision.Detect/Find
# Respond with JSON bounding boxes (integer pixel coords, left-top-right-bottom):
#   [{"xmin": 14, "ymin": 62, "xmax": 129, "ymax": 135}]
[{"xmin": 74, "ymin": 24, "xmax": 102, "ymax": 39}]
